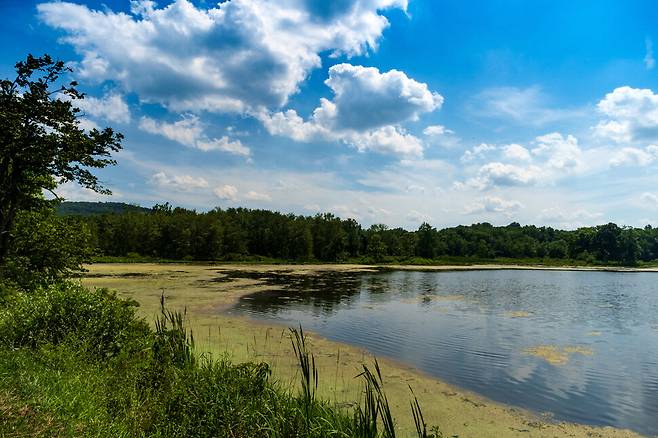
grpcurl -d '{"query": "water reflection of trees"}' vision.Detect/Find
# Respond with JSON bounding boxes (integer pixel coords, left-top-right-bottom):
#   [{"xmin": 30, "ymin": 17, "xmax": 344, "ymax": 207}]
[{"xmin": 233, "ymin": 270, "xmax": 367, "ymax": 316}]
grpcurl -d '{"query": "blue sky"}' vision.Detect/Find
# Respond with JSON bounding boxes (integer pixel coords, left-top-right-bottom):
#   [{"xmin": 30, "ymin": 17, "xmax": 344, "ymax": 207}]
[{"xmin": 4, "ymin": 0, "xmax": 658, "ymax": 229}]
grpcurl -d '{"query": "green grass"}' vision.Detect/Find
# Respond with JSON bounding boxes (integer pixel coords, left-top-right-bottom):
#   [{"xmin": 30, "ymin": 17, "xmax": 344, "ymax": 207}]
[{"xmin": 0, "ymin": 281, "xmax": 441, "ymax": 437}]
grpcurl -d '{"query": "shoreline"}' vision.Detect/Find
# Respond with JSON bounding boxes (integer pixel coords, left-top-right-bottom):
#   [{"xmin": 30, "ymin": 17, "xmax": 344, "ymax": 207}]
[
  {"xmin": 80, "ymin": 263, "xmax": 646, "ymax": 437},
  {"xmin": 89, "ymin": 260, "xmax": 658, "ymax": 273}
]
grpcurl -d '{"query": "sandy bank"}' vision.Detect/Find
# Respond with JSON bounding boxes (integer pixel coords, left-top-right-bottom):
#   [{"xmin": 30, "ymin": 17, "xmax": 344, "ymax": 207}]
[{"xmin": 80, "ymin": 263, "xmax": 646, "ymax": 438}]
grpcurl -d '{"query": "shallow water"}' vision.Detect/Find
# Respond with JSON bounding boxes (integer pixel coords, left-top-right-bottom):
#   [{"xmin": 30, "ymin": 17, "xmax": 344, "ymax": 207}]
[{"xmin": 226, "ymin": 269, "xmax": 658, "ymax": 435}]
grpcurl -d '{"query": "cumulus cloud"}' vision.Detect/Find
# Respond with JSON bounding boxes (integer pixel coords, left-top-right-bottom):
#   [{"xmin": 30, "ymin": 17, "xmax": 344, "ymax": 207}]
[
  {"xmin": 214, "ymin": 184, "xmax": 239, "ymax": 201},
  {"xmin": 460, "ymin": 143, "xmax": 496, "ymax": 162},
  {"xmin": 502, "ymin": 143, "xmax": 531, "ymax": 161},
  {"xmin": 57, "ymin": 92, "xmax": 130, "ymax": 129},
  {"xmin": 77, "ymin": 117, "xmax": 100, "ymax": 132},
  {"xmin": 73, "ymin": 92, "xmax": 131, "ymax": 124},
  {"xmin": 423, "ymin": 124, "xmax": 452, "ymax": 136},
  {"xmin": 610, "ymin": 145, "xmax": 658, "ymax": 167},
  {"xmin": 244, "ymin": 190, "xmax": 272, "ymax": 201},
  {"xmin": 469, "ymin": 162, "xmax": 542, "ymax": 189},
  {"xmin": 150, "ymin": 171, "xmax": 209, "ymax": 190},
  {"xmin": 212, "ymin": 185, "xmax": 271, "ymax": 202},
  {"xmin": 457, "ymin": 132, "xmax": 585, "ymax": 190},
  {"xmin": 464, "ymin": 196, "xmax": 522, "ymax": 216},
  {"xmin": 531, "ymin": 132, "xmax": 582, "ymax": 170},
  {"xmin": 594, "ymin": 86, "xmax": 658, "ymax": 143},
  {"xmin": 38, "ymin": 0, "xmax": 407, "ymax": 113},
  {"xmin": 139, "ymin": 115, "xmax": 250, "ymax": 156},
  {"xmin": 258, "ymin": 64, "xmax": 441, "ymax": 156},
  {"xmin": 320, "ymin": 64, "xmax": 442, "ymax": 130}
]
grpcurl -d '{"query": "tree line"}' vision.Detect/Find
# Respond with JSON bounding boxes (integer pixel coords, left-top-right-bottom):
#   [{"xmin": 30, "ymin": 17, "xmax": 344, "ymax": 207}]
[{"xmin": 71, "ymin": 203, "xmax": 657, "ymax": 265}]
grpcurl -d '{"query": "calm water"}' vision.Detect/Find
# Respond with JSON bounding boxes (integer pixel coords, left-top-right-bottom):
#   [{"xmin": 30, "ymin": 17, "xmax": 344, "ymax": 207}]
[{"xmin": 225, "ymin": 269, "xmax": 658, "ymax": 436}]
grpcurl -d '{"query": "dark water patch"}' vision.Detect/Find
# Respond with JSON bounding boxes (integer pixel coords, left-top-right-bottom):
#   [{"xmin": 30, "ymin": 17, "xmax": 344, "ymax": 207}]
[
  {"xmin": 83, "ymin": 272, "xmax": 152, "ymax": 278},
  {"xmin": 228, "ymin": 269, "xmax": 658, "ymax": 436}
]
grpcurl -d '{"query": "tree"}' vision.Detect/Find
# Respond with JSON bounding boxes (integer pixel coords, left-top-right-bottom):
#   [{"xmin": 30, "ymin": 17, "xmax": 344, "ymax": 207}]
[
  {"xmin": 416, "ymin": 222, "xmax": 436, "ymax": 258},
  {"xmin": 0, "ymin": 54, "xmax": 122, "ymax": 267},
  {"xmin": 366, "ymin": 233, "xmax": 387, "ymax": 262}
]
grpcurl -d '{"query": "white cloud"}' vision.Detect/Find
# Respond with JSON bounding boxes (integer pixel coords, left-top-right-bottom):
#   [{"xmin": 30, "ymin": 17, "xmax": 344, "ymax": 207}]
[
  {"xmin": 645, "ymin": 38, "xmax": 655, "ymax": 70},
  {"xmin": 539, "ymin": 208, "xmax": 603, "ymax": 230},
  {"xmin": 457, "ymin": 132, "xmax": 588, "ymax": 190},
  {"xmin": 502, "ymin": 143, "xmax": 531, "ymax": 161},
  {"xmin": 594, "ymin": 86, "xmax": 658, "ymax": 143},
  {"xmin": 464, "ymin": 196, "xmax": 522, "ymax": 216},
  {"xmin": 423, "ymin": 124, "xmax": 452, "ymax": 136},
  {"xmin": 52, "ymin": 181, "xmax": 119, "ymax": 201},
  {"xmin": 258, "ymin": 64, "xmax": 441, "ymax": 156},
  {"xmin": 532, "ymin": 132, "xmax": 582, "ymax": 171},
  {"xmin": 245, "ymin": 190, "xmax": 272, "ymax": 201},
  {"xmin": 38, "ymin": 0, "xmax": 407, "ymax": 113},
  {"xmin": 140, "ymin": 116, "xmax": 202, "ymax": 148},
  {"xmin": 470, "ymin": 162, "xmax": 542, "ymax": 189},
  {"xmin": 196, "ymin": 137, "xmax": 251, "ymax": 156},
  {"xmin": 610, "ymin": 145, "xmax": 658, "ymax": 167},
  {"xmin": 348, "ymin": 126, "xmax": 423, "ymax": 156},
  {"xmin": 73, "ymin": 92, "xmax": 131, "ymax": 124},
  {"xmin": 139, "ymin": 115, "xmax": 250, "ymax": 156},
  {"xmin": 461, "ymin": 143, "xmax": 496, "ymax": 162},
  {"xmin": 320, "ymin": 64, "xmax": 442, "ymax": 130},
  {"xmin": 213, "ymin": 184, "xmax": 239, "ymax": 201},
  {"xmin": 77, "ymin": 117, "xmax": 100, "ymax": 132},
  {"xmin": 211, "ymin": 185, "xmax": 271, "ymax": 202},
  {"xmin": 592, "ymin": 119, "xmax": 631, "ymax": 143},
  {"xmin": 150, "ymin": 171, "xmax": 209, "ymax": 190}
]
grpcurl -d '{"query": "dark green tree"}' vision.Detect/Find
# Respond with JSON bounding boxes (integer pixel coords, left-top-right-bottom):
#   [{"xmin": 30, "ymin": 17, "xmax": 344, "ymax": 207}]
[
  {"xmin": 416, "ymin": 222, "xmax": 437, "ymax": 258},
  {"xmin": 0, "ymin": 54, "xmax": 122, "ymax": 268}
]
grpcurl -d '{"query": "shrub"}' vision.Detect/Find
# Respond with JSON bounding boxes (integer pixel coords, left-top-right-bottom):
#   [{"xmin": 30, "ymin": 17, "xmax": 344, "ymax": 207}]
[{"xmin": 0, "ymin": 281, "xmax": 150, "ymax": 359}]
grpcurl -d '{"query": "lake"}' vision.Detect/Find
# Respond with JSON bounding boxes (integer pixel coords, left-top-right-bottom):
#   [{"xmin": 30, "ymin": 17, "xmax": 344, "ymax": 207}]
[{"xmin": 226, "ymin": 269, "xmax": 658, "ymax": 436}]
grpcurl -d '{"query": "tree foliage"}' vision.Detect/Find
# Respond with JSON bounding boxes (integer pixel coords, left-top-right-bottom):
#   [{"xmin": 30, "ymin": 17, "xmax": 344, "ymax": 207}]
[
  {"xmin": 0, "ymin": 54, "xmax": 122, "ymax": 267},
  {"xmin": 73, "ymin": 204, "xmax": 652, "ymax": 266}
]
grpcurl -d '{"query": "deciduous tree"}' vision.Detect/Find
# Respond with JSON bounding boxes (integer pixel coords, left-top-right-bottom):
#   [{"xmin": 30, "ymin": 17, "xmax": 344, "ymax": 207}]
[{"xmin": 0, "ymin": 54, "xmax": 122, "ymax": 268}]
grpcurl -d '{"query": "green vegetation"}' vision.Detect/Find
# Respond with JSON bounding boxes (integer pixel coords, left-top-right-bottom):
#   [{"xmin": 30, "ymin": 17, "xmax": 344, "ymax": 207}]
[
  {"xmin": 0, "ymin": 282, "xmax": 443, "ymax": 437},
  {"xmin": 0, "ymin": 54, "xmax": 443, "ymax": 437},
  {"xmin": 0, "ymin": 54, "xmax": 122, "ymax": 270},
  {"xmin": 72, "ymin": 202, "xmax": 657, "ymax": 266}
]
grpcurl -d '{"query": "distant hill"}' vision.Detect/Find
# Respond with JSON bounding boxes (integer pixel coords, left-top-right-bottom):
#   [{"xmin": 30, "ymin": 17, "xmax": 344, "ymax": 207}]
[{"xmin": 56, "ymin": 201, "xmax": 151, "ymax": 216}]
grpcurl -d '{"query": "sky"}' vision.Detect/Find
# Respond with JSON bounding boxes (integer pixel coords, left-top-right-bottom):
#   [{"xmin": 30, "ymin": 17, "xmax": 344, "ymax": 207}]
[{"xmin": 3, "ymin": 0, "xmax": 658, "ymax": 230}]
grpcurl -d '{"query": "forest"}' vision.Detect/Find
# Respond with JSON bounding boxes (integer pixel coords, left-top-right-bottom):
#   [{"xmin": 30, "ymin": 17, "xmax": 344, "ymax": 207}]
[{"xmin": 63, "ymin": 202, "xmax": 654, "ymax": 266}]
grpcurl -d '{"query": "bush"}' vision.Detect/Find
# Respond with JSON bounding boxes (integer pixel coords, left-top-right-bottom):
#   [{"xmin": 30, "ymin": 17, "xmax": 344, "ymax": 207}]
[
  {"xmin": 2, "ymin": 208, "xmax": 95, "ymax": 289},
  {"xmin": 0, "ymin": 281, "xmax": 150, "ymax": 359}
]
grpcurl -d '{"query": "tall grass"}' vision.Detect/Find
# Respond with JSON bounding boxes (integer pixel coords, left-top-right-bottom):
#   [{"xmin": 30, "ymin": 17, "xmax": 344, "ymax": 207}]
[
  {"xmin": 153, "ymin": 293, "xmax": 195, "ymax": 368},
  {"xmin": 0, "ymin": 282, "xmax": 442, "ymax": 437},
  {"xmin": 289, "ymin": 327, "xmax": 441, "ymax": 438}
]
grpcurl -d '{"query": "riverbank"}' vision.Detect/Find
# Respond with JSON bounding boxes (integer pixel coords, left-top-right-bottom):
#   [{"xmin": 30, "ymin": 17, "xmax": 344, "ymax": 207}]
[{"xmin": 80, "ymin": 263, "xmax": 645, "ymax": 437}]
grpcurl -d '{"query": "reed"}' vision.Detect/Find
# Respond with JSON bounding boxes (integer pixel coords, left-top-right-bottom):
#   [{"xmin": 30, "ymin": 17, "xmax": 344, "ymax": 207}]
[{"xmin": 0, "ymin": 281, "xmax": 443, "ymax": 437}]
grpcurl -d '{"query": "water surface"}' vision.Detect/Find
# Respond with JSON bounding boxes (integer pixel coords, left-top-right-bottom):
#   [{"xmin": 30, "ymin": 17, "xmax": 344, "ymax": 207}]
[{"xmin": 226, "ymin": 269, "xmax": 658, "ymax": 436}]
